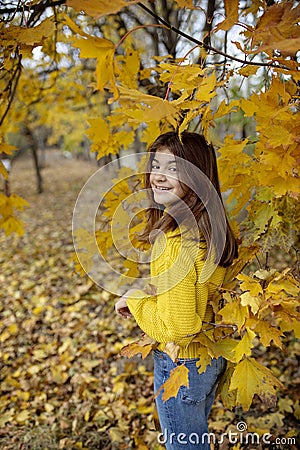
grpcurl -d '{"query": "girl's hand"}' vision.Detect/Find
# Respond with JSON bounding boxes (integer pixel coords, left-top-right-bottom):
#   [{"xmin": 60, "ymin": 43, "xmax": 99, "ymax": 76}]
[
  {"xmin": 115, "ymin": 297, "xmax": 132, "ymax": 318},
  {"xmin": 115, "ymin": 288, "xmax": 147, "ymax": 318},
  {"xmin": 115, "ymin": 289, "xmax": 137, "ymax": 318}
]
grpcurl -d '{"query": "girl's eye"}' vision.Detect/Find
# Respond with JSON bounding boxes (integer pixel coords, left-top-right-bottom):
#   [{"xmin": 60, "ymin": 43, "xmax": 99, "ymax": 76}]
[
  {"xmin": 151, "ymin": 164, "xmax": 160, "ymax": 170},
  {"xmin": 169, "ymin": 166, "xmax": 176, "ymax": 172}
]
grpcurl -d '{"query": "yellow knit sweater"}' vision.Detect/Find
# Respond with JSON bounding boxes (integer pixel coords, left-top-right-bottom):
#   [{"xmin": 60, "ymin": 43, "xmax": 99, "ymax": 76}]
[{"xmin": 126, "ymin": 229, "xmax": 226, "ymax": 358}]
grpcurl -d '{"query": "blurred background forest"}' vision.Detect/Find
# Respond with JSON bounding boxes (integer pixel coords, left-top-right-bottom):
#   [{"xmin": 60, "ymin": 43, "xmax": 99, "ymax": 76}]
[{"xmin": 0, "ymin": 0, "xmax": 299, "ymax": 449}]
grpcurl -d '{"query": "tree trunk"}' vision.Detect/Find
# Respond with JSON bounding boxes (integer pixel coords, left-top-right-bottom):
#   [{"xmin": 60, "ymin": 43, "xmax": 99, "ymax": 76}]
[
  {"xmin": 198, "ymin": 0, "xmax": 216, "ymax": 66},
  {"xmin": 24, "ymin": 126, "xmax": 43, "ymax": 194}
]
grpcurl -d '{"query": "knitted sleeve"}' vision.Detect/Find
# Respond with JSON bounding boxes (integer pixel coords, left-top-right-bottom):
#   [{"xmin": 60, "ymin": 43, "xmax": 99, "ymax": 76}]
[{"xmin": 126, "ymin": 237, "xmax": 207, "ymax": 344}]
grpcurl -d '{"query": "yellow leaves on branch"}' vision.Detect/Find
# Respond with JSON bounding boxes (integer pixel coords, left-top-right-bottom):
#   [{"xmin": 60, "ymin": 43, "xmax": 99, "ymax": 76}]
[
  {"xmin": 0, "ymin": 193, "xmax": 29, "ymax": 236},
  {"xmin": 86, "ymin": 117, "xmax": 135, "ymax": 157},
  {"xmin": 116, "ymin": 39, "xmax": 140, "ymax": 90},
  {"xmin": 217, "ymin": 135, "xmax": 252, "ymax": 214},
  {"xmin": 75, "ymin": 36, "xmax": 117, "ymax": 99},
  {"xmin": 218, "ymin": 267, "xmax": 300, "ymax": 358},
  {"xmin": 213, "ymin": 1, "xmax": 300, "ymax": 73},
  {"xmin": 219, "ymin": 298, "xmax": 249, "ymax": 334},
  {"xmin": 217, "ymin": 77, "xmax": 299, "ymax": 242},
  {"xmin": 119, "ymin": 87, "xmax": 178, "ymax": 127},
  {"xmin": 63, "ymin": 15, "xmax": 118, "ymax": 99},
  {"xmin": 0, "ymin": 17, "xmax": 55, "ymax": 54},
  {"xmin": 247, "ymin": 2, "xmax": 300, "ymax": 56},
  {"xmin": 119, "ymin": 334, "xmax": 157, "ymax": 360}
]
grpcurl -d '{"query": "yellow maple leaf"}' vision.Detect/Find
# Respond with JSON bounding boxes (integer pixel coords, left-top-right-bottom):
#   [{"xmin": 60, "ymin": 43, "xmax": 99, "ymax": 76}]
[
  {"xmin": 193, "ymin": 333, "xmax": 238, "ymax": 363},
  {"xmin": 155, "ymin": 364, "xmax": 189, "ymax": 402},
  {"xmin": 254, "ymin": 321, "xmax": 283, "ymax": 348},
  {"xmin": 0, "ymin": 142, "xmax": 17, "ymax": 155},
  {"xmin": 116, "ymin": 39, "xmax": 140, "ymax": 89},
  {"xmin": 64, "ymin": 15, "xmax": 118, "ymax": 98},
  {"xmin": 73, "ymin": 36, "xmax": 117, "ymax": 97},
  {"xmin": 229, "ymin": 357, "xmax": 284, "ymax": 410},
  {"xmin": 258, "ymin": 37, "xmax": 300, "ymax": 55},
  {"xmin": 141, "ymin": 121, "xmax": 162, "ymax": 145},
  {"xmin": 240, "ymin": 292, "xmax": 261, "ymax": 315},
  {"xmin": 266, "ymin": 273, "xmax": 300, "ymax": 297},
  {"xmin": 214, "ymin": 0, "xmax": 239, "ymax": 32},
  {"xmin": 218, "ymin": 135, "xmax": 249, "ymax": 162},
  {"xmin": 175, "ymin": 0, "xmax": 199, "ymax": 9},
  {"xmin": 237, "ymin": 273, "xmax": 263, "ymax": 296},
  {"xmin": 260, "ymin": 124, "xmax": 293, "ymax": 147},
  {"xmin": 119, "ymin": 334, "xmax": 157, "ymax": 360},
  {"xmin": 219, "ymin": 301, "xmax": 249, "ymax": 332},
  {"xmin": 119, "ymin": 87, "xmax": 178, "ymax": 127},
  {"xmin": 0, "ymin": 216, "xmax": 25, "ymax": 236},
  {"xmin": 194, "ymin": 72, "xmax": 217, "ymax": 103},
  {"xmin": 218, "ymin": 363, "xmax": 237, "ymax": 409},
  {"xmin": 67, "ymin": 0, "xmax": 140, "ymax": 18},
  {"xmin": 234, "ymin": 328, "xmax": 256, "ymax": 362},
  {"xmin": 280, "ymin": 319, "xmax": 300, "ymax": 339},
  {"xmin": 9, "ymin": 194, "xmax": 30, "ymax": 211},
  {"xmin": 196, "ymin": 346, "xmax": 212, "ymax": 374},
  {"xmin": 7, "ymin": 18, "xmax": 55, "ymax": 48},
  {"xmin": 238, "ymin": 65, "xmax": 259, "ymax": 77},
  {"xmin": 160, "ymin": 63, "xmax": 205, "ymax": 94},
  {"xmin": 213, "ymin": 99, "xmax": 239, "ymax": 120},
  {"xmin": 240, "ymin": 97, "xmax": 259, "ymax": 116}
]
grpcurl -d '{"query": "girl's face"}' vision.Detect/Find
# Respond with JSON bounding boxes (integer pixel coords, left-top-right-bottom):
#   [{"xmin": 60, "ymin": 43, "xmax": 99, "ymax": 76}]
[{"xmin": 150, "ymin": 149, "xmax": 185, "ymax": 206}]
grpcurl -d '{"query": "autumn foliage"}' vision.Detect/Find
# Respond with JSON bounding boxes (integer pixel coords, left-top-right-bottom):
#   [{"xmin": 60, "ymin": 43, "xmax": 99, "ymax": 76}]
[{"xmin": 0, "ymin": 0, "xmax": 299, "ymax": 448}]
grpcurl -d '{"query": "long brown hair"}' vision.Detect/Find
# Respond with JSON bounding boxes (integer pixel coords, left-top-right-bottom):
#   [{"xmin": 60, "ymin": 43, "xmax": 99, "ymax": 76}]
[{"xmin": 140, "ymin": 131, "xmax": 238, "ymax": 267}]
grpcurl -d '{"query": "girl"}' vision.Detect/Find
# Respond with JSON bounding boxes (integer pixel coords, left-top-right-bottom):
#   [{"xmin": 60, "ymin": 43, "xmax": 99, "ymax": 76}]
[{"xmin": 115, "ymin": 131, "xmax": 238, "ymax": 449}]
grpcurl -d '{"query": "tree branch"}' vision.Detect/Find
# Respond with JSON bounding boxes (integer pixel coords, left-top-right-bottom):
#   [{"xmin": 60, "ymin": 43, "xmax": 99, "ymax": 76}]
[
  {"xmin": 137, "ymin": 2, "xmax": 289, "ymax": 70},
  {"xmin": 0, "ymin": 0, "xmax": 65, "ymax": 16},
  {"xmin": 0, "ymin": 57, "xmax": 22, "ymax": 128}
]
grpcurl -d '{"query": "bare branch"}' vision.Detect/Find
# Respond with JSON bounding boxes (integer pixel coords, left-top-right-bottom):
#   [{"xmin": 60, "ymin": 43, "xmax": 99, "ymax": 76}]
[{"xmin": 137, "ymin": 2, "xmax": 290, "ymax": 70}]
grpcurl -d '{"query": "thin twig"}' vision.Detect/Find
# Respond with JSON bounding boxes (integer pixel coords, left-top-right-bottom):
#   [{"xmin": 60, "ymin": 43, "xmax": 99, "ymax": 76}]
[{"xmin": 116, "ymin": 24, "xmax": 168, "ymax": 48}]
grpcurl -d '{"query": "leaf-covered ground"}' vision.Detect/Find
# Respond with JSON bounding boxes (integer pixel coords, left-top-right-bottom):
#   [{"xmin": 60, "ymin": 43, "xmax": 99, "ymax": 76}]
[{"xmin": 0, "ymin": 151, "xmax": 299, "ymax": 449}]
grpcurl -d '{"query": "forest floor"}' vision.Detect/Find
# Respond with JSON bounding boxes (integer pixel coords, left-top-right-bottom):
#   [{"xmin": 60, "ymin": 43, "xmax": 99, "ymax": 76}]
[{"xmin": 0, "ymin": 150, "xmax": 299, "ymax": 450}]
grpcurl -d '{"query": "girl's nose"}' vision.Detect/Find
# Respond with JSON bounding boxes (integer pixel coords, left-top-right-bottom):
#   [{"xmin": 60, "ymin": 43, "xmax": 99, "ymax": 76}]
[{"xmin": 153, "ymin": 171, "xmax": 167, "ymax": 181}]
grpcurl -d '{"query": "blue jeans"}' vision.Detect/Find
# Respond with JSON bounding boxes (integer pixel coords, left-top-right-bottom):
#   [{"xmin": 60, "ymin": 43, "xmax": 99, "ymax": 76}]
[{"xmin": 154, "ymin": 350, "xmax": 226, "ymax": 450}]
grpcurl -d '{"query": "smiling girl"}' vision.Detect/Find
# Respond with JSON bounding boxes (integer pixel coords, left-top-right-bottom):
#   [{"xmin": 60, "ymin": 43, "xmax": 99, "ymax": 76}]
[{"xmin": 115, "ymin": 131, "xmax": 238, "ymax": 449}]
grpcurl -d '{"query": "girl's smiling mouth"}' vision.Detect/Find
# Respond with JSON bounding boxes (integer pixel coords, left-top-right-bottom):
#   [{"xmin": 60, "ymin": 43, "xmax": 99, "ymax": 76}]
[{"xmin": 153, "ymin": 185, "xmax": 172, "ymax": 191}]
